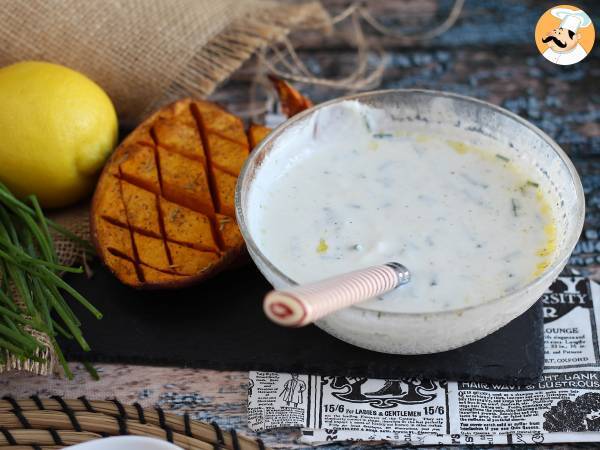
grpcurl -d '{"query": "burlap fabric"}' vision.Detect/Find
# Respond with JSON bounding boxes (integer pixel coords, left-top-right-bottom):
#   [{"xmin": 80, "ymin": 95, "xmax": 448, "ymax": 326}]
[
  {"xmin": 0, "ymin": 0, "xmax": 328, "ymax": 125},
  {"xmin": 0, "ymin": 0, "xmax": 328, "ymax": 375}
]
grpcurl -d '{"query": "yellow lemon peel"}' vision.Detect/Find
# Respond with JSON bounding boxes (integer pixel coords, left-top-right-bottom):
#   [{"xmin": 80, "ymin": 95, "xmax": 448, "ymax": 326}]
[{"xmin": 0, "ymin": 61, "xmax": 117, "ymax": 207}]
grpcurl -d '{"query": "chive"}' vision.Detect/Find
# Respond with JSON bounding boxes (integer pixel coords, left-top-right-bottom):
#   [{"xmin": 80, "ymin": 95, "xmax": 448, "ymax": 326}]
[
  {"xmin": 37, "ymin": 260, "xmax": 83, "ymax": 274},
  {"xmin": 0, "ymin": 206, "xmax": 20, "ymax": 245},
  {"xmin": 0, "ymin": 323, "xmax": 41, "ymax": 352},
  {"xmin": 48, "ymin": 295, "xmax": 90, "ymax": 352},
  {"xmin": 362, "ymin": 113, "xmax": 372, "ymax": 132},
  {"xmin": 0, "ymin": 186, "xmax": 101, "ymax": 378},
  {"xmin": 0, "ymin": 183, "xmax": 94, "ymax": 253},
  {"xmin": 519, "ymin": 180, "xmax": 540, "ymax": 195},
  {"xmin": 0, "ymin": 245, "xmax": 83, "ymax": 273},
  {"xmin": 13, "ymin": 207, "xmax": 53, "ymax": 263},
  {"xmin": 50, "ymin": 336, "xmax": 73, "ymax": 379},
  {"xmin": 83, "ymin": 361, "xmax": 100, "ymax": 381},
  {"xmin": 0, "ymin": 313, "xmax": 26, "ymax": 335},
  {"xmin": 0, "ymin": 247, "xmax": 25, "ymax": 267},
  {"xmin": 511, "ymin": 198, "xmax": 520, "ymax": 217},
  {"xmin": 52, "ymin": 320, "xmax": 73, "ymax": 340},
  {"xmin": 0, "ymin": 259, "xmax": 9, "ymax": 294},
  {"xmin": 6, "ymin": 261, "xmax": 35, "ymax": 316},
  {"xmin": 496, "ymin": 154, "xmax": 510, "ymax": 162},
  {"xmin": 29, "ymin": 260, "xmax": 83, "ymax": 274},
  {"xmin": 31, "ymin": 278, "xmax": 53, "ymax": 337},
  {"xmin": 0, "ymin": 337, "xmax": 32, "ymax": 357},
  {"xmin": 0, "ymin": 305, "xmax": 35, "ymax": 326},
  {"xmin": 40, "ymin": 267, "xmax": 102, "ymax": 320},
  {"xmin": 0, "ymin": 315, "xmax": 16, "ymax": 332},
  {"xmin": 2, "ymin": 318, "xmax": 20, "ymax": 336},
  {"xmin": 29, "ymin": 196, "xmax": 56, "ymax": 263},
  {"xmin": 0, "ymin": 284, "xmax": 18, "ymax": 312},
  {"xmin": 45, "ymin": 284, "xmax": 81, "ymax": 327}
]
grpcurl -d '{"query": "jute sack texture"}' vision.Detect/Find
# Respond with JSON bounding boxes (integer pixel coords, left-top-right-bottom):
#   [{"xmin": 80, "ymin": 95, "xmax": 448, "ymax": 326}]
[{"xmin": 0, "ymin": 0, "xmax": 328, "ymax": 125}]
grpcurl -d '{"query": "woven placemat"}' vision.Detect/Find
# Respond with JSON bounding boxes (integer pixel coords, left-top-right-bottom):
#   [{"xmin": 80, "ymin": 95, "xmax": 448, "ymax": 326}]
[{"xmin": 0, "ymin": 396, "xmax": 266, "ymax": 450}]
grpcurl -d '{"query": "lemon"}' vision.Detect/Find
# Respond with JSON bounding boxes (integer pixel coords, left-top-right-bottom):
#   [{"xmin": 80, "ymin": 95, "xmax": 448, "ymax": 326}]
[{"xmin": 0, "ymin": 61, "xmax": 118, "ymax": 208}]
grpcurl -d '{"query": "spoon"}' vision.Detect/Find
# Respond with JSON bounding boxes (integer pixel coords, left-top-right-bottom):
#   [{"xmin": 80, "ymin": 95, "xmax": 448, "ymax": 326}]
[{"xmin": 263, "ymin": 262, "xmax": 410, "ymax": 327}]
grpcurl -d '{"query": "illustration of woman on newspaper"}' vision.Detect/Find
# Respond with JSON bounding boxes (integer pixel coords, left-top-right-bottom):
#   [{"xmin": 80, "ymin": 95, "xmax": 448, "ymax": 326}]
[{"xmin": 279, "ymin": 374, "xmax": 306, "ymax": 407}]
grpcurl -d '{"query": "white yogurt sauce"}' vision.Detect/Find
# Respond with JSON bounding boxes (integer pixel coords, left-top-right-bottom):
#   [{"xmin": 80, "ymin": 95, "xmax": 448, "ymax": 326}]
[{"xmin": 249, "ymin": 101, "xmax": 557, "ymax": 313}]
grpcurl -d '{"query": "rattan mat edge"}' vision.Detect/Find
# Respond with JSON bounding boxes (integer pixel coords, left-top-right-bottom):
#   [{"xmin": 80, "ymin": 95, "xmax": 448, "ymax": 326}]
[{"xmin": 0, "ymin": 396, "xmax": 267, "ymax": 450}]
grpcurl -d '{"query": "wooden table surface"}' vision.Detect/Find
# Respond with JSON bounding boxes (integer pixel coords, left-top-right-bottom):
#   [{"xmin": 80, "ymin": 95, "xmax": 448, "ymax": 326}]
[{"xmin": 1, "ymin": 0, "xmax": 599, "ymax": 448}]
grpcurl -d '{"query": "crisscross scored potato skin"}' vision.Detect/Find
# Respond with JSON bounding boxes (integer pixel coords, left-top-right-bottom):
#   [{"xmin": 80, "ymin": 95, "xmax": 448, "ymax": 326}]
[{"xmin": 91, "ymin": 99, "xmax": 255, "ymax": 288}]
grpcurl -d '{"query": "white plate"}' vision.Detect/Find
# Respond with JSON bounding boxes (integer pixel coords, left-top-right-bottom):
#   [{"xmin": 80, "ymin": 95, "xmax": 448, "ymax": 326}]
[{"xmin": 66, "ymin": 436, "xmax": 182, "ymax": 450}]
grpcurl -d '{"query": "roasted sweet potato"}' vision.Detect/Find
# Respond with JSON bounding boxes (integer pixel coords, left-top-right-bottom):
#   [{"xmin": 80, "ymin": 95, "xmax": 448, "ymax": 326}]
[
  {"xmin": 248, "ymin": 124, "xmax": 272, "ymax": 148},
  {"xmin": 269, "ymin": 75, "xmax": 313, "ymax": 117},
  {"xmin": 92, "ymin": 79, "xmax": 311, "ymax": 289},
  {"xmin": 91, "ymin": 99, "xmax": 249, "ymax": 288},
  {"xmin": 247, "ymin": 78, "xmax": 311, "ymax": 147}
]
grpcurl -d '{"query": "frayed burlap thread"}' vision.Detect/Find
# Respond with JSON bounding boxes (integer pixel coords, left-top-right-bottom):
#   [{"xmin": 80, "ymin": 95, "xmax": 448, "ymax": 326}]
[
  {"xmin": 0, "ymin": 0, "xmax": 328, "ymax": 126},
  {"xmin": 0, "ymin": 329, "xmax": 54, "ymax": 376}
]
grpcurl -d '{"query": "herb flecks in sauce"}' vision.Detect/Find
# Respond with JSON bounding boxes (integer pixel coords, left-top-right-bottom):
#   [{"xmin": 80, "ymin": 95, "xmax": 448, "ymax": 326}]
[
  {"xmin": 460, "ymin": 172, "xmax": 489, "ymax": 189},
  {"xmin": 519, "ymin": 180, "xmax": 541, "ymax": 194},
  {"xmin": 254, "ymin": 102, "xmax": 558, "ymax": 314},
  {"xmin": 511, "ymin": 198, "xmax": 520, "ymax": 217},
  {"xmin": 361, "ymin": 113, "xmax": 372, "ymax": 132}
]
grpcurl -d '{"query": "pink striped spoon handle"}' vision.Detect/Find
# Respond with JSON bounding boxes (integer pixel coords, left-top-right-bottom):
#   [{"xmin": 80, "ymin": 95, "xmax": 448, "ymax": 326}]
[{"xmin": 263, "ymin": 262, "xmax": 410, "ymax": 327}]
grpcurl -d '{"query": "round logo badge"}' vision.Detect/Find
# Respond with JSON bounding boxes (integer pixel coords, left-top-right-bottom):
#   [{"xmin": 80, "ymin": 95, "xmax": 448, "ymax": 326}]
[{"xmin": 535, "ymin": 5, "xmax": 595, "ymax": 65}]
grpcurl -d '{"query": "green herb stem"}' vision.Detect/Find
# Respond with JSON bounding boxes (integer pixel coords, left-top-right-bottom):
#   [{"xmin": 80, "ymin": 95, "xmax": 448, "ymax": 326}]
[
  {"xmin": 83, "ymin": 361, "xmax": 100, "ymax": 381},
  {"xmin": 0, "ymin": 185, "xmax": 100, "ymax": 378},
  {"xmin": 0, "ymin": 183, "xmax": 94, "ymax": 253},
  {"xmin": 40, "ymin": 267, "xmax": 102, "ymax": 320}
]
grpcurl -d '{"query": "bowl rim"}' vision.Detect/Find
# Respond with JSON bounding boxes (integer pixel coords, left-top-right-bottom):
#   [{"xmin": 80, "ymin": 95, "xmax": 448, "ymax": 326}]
[{"xmin": 235, "ymin": 88, "xmax": 585, "ymax": 317}]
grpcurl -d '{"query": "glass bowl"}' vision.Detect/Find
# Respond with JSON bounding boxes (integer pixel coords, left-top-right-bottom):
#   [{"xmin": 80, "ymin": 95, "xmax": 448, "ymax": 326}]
[{"xmin": 235, "ymin": 89, "xmax": 585, "ymax": 354}]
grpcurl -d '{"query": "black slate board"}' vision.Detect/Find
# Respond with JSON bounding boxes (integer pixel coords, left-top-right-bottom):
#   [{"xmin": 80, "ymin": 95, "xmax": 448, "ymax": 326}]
[{"xmin": 61, "ymin": 260, "xmax": 544, "ymax": 384}]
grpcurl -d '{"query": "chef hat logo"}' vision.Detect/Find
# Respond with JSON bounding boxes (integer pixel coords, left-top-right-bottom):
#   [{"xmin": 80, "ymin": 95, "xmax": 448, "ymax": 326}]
[
  {"xmin": 535, "ymin": 5, "xmax": 595, "ymax": 66},
  {"xmin": 551, "ymin": 7, "xmax": 592, "ymax": 32}
]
